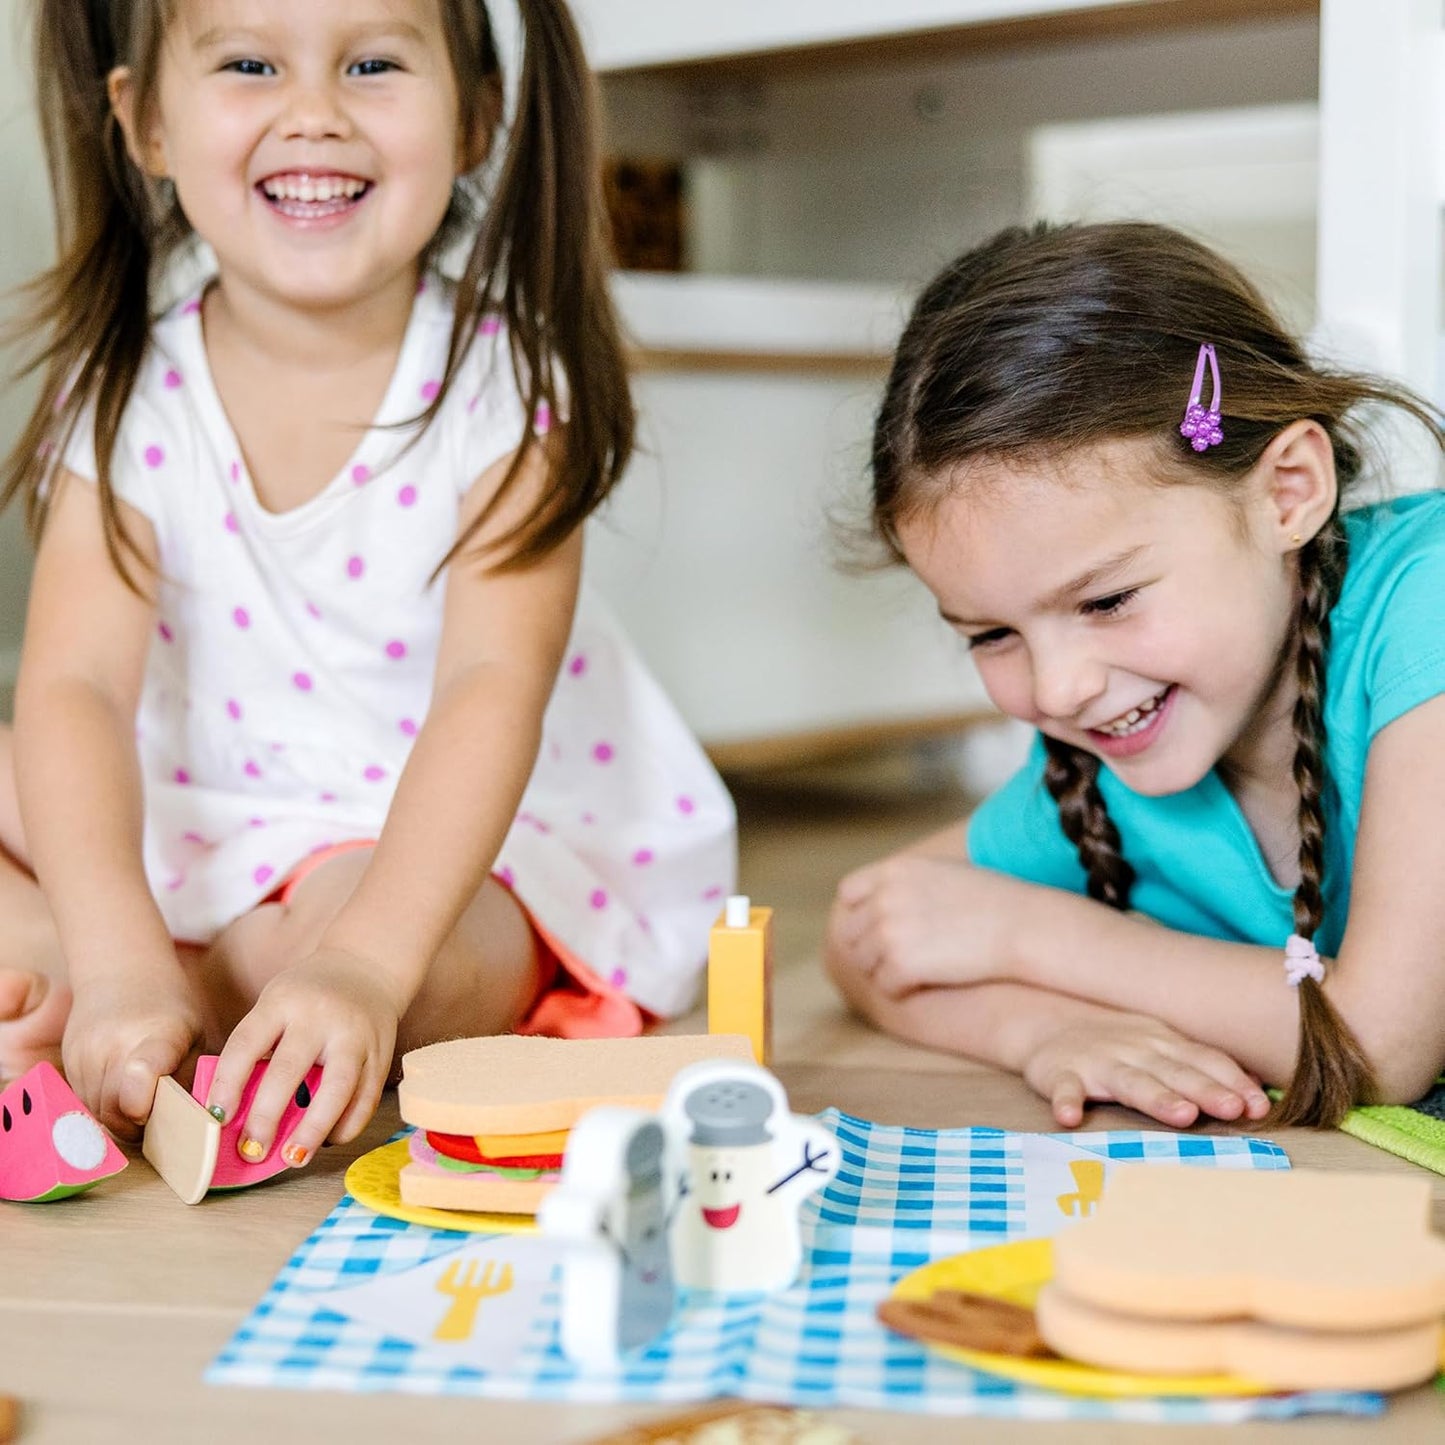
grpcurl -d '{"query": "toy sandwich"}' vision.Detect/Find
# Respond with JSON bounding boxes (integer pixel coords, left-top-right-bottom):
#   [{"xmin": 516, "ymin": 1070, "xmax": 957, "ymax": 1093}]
[{"xmin": 396, "ymin": 1032, "xmax": 753, "ymax": 1216}]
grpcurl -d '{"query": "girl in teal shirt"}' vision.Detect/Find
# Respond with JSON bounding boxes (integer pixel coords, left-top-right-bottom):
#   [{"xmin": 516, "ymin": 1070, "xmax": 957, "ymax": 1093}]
[{"xmin": 826, "ymin": 221, "xmax": 1445, "ymax": 1130}]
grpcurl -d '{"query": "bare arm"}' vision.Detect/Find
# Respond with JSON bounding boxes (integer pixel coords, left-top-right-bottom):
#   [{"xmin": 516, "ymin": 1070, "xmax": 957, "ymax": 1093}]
[{"xmin": 14, "ymin": 469, "xmax": 202, "ymax": 1130}]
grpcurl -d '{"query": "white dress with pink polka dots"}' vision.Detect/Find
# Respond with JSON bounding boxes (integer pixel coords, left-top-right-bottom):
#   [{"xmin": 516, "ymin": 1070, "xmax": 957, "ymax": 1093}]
[{"xmin": 60, "ymin": 279, "xmax": 737, "ymax": 1019}]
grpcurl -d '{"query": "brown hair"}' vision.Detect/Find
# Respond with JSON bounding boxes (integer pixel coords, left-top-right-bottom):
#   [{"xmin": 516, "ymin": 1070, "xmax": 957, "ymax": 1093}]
[
  {"xmin": 872, "ymin": 221, "xmax": 1445, "ymax": 1126},
  {"xmin": 2, "ymin": 0, "xmax": 633, "ymax": 584}
]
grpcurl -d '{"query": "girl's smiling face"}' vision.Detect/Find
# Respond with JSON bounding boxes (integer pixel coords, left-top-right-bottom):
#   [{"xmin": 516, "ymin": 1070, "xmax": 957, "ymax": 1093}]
[
  {"xmin": 898, "ymin": 437, "xmax": 1310, "ymax": 798},
  {"xmin": 115, "ymin": 0, "xmax": 475, "ymax": 311}
]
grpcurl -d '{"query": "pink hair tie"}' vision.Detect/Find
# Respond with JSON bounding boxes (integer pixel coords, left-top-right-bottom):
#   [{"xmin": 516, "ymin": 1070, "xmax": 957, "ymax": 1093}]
[{"xmin": 1284, "ymin": 933, "xmax": 1324, "ymax": 987}]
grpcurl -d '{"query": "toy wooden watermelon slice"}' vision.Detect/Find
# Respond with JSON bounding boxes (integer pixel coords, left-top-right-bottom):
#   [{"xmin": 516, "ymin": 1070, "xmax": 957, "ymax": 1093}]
[{"xmin": 0, "ymin": 1061, "xmax": 127, "ymax": 1201}]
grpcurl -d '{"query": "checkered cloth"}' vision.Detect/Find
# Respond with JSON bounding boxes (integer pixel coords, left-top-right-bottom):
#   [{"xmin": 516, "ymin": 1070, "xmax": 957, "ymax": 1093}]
[{"xmin": 207, "ymin": 1113, "xmax": 1382, "ymax": 1421}]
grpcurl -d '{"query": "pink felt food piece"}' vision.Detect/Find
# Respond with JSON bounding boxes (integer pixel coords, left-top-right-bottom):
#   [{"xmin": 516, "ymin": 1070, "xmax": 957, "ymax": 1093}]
[
  {"xmin": 0, "ymin": 1061, "xmax": 126, "ymax": 1202},
  {"xmin": 190, "ymin": 1056, "xmax": 324, "ymax": 1189}
]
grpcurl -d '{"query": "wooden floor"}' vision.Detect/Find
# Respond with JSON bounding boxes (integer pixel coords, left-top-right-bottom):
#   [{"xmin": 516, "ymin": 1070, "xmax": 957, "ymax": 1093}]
[{"xmin": 4, "ymin": 770, "xmax": 1443, "ymax": 1442}]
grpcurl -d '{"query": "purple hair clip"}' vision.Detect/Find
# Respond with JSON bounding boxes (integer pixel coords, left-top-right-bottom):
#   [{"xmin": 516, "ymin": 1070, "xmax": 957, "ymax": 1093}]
[{"xmin": 1179, "ymin": 342, "xmax": 1224, "ymax": 452}]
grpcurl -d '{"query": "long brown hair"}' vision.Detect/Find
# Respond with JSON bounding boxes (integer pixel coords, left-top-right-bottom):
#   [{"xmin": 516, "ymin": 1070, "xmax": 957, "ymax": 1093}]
[
  {"xmin": 872, "ymin": 221, "xmax": 1445, "ymax": 1127},
  {"xmin": 2, "ymin": 0, "xmax": 633, "ymax": 585}
]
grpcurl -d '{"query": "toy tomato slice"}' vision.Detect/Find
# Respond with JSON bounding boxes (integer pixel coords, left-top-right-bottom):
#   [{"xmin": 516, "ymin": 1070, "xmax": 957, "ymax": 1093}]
[{"xmin": 0, "ymin": 1061, "xmax": 127, "ymax": 1202}]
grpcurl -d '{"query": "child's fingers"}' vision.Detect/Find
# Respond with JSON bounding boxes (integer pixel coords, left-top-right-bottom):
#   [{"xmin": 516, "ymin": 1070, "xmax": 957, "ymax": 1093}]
[
  {"xmin": 204, "ymin": 1010, "xmax": 282, "ymax": 1132},
  {"xmin": 232, "ymin": 1038, "xmax": 326, "ymax": 1164},
  {"xmin": 1171, "ymin": 1041, "xmax": 1271, "ymax": 1118},
  {"xmin": 1109, "ymin": 1063, "xmax": 1200, "ymax": 1127},
  {"xmin": 116, "ymin": 1033, "xmax": 189, "ymax": 1128},
  {"xmin": 1049, "ymin": 1072, "xmax": 1087, "ymax": 1128},
  {"xmin": 316, "ymin": 1055, "xmax": 390, "ymax": 1148},
  {"xmin": 275, "ymin": 1054, "xmax": 365, "ymax": 1164},
  {"xmin": 1146, "ymin": 1055, "xmax": 1247, "ymax": 1121}
]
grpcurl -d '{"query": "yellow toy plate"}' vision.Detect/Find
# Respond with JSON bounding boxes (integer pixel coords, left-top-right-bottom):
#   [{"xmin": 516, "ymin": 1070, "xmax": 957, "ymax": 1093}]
[
  {"xmin": 888, "ymin": 1238, "xmax": 1272, "ymax": 1398},
  {"xmin": 345, "ymin": 1137, "xmax": 537, "ymax": 1235}
]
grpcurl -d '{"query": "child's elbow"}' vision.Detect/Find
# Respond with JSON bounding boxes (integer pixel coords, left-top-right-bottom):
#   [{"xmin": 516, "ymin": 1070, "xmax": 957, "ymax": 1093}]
[{"xmin": 1368, "ymin": 1059, "xmax": 1441, "ymax": 1108}]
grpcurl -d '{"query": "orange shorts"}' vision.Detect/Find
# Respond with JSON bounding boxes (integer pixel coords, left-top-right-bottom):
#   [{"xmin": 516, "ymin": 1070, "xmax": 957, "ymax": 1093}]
[{"xmin": 271, "ymin": 841, "xmax": 644, "ymax": 1040}]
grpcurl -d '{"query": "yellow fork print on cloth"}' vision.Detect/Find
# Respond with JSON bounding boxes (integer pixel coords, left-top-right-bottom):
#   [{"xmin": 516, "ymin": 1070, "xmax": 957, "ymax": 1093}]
[
  {"xmin": 1056, "ymin": 1159, "xmax": 1105, "ymax": 1219},
  {"xmin": 432, "ymin": 1257, "xmax": 516, "ymax": 1342}
]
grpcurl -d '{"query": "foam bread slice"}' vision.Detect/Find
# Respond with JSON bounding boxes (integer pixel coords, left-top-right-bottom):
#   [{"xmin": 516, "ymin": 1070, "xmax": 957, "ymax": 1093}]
[
  {"xmin": 1049, "ymin": 1165, "xmax": 1445, "ymax": 1330},
  {"xmin": 398, "ymin": 1033, "xmax": 753, "ymax": 1136}
]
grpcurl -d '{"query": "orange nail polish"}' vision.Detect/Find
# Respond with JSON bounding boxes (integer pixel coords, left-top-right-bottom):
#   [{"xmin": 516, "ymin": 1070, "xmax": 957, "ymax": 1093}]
[
  {"xmin": 282, "ymin": 1142, "xmax": 309, "ymax": 1168},
  {"xmin": 238, "ymin": 1137, "xmax": 267, "ymax": 1163}
]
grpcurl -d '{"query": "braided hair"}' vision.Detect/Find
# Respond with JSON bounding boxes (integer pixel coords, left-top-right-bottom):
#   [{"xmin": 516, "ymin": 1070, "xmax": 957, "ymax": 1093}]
[{"xmin": 871, "ymin": 221, "xmax": 1445, "ymax": 1126}]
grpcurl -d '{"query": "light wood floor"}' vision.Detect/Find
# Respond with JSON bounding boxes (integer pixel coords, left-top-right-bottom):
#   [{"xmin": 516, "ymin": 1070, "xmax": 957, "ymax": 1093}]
[{"xmin": 3, "ymin": 771, "xmax": 1443, "ymax": 1442}]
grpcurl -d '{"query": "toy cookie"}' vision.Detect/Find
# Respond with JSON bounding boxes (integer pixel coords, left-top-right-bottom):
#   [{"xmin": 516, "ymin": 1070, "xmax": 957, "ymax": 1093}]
[{"xmin": 1037, "ymin": 1165, "xmax": 1445, "ymax": 1390}]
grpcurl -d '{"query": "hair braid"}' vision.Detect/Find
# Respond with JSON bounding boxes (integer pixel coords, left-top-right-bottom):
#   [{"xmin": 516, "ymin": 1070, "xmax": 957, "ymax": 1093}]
[
  {"xmin": 1270, "ymin": 524, "xmax": 1378, "ymax": 1126},
  {"xmin": 1043, "ymin": 738, "xmax": 1136, "ymax": 910}
]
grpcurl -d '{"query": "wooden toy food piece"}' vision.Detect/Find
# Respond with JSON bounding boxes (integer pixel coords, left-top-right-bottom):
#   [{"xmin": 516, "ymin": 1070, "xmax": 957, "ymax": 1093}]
[
  {"xmin": 1038, "ymin": 1164, "xmax": 1445, "ymax": 1390},
  {"xmin": 0, "ymin": 1061, "xmax": 126, "ymax": 1202},
  {"xmin": 587, "ymin": 1403, "xmax": 858, "ymax": 1444},
  {"xmin": 876, "ymin": 1289, "xmax": 1055, "ymax": 1358},
  {"xmin": 143, "ymin": 1076, "xmax": 221, "ymax": 1206},
  {"xmin": 708, "ymin": 895, "xmax": 773, "ymax": 1066}
]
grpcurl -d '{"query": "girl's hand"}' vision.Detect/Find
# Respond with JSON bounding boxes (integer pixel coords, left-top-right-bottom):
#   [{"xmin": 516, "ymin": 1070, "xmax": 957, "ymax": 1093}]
[
  {"xmin": 1022, "ymin": 1015, "xmax": 1272, "ymax": 1129},
  {"xmin": 205, "ymin": 949, "xmax": 403, "ymax": 1168},
  {"xmin": 827, "ymin": 853, "xmax": 1018, "ymax": 999},
  {"xmin": 62, "ymin": 965, "xmax": 205, "ymax": 1140}
]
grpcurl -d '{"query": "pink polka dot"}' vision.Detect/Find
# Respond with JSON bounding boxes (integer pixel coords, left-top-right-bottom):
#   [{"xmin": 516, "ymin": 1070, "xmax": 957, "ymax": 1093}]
[
  {"xmin": 173, "ymin": 768, "xmax": 191, "ymax": 785},
  {"xmin": 346, "ymin": 555, "xmax": 365, "ymax": 579},
  {"xmin": 309, "ymin": 840, "xmax": 334, "ymax": 854},
  {"xmin": 592, "ymin": 742, "xmax": 614, "ymax": 764},
  {"xmin": 248, "ymin": 816, "xmax": 267, "ymax": 828},
  {"xmin": 224, "ymin": 512, "xmax": 238, "ymax": 533},
  {"xmin": 232, "ymin": 607, "xmax": 251, "ymax": 629},
  {"xmin": 397, "ymin": 484, "xmax": 417, "ymax": 508},
  {"xmin": 143, "ymin": 444, "xmax": 165, "ymax": 468},
  {"xmin": 702, "ymin": 885, "xmax": 723, "ymax": 901},
  {"xmin": 292, "ymin": 671, "xmax": 313, "ymax": 692},
  {"xmin": 534, "ymin": 402, "xmax": 552, "ymax": 434},
  {"xmin": 351, "ymin": 464, "xmax": 371, "ymax": 486},
  {"xmin": 638, "ymin": 915, "xmax": 652, "ymax": 934},
  {"xmin": 420, "ymin": 379, "xmax": 440, "ymax": 403},
  {"xmin": 182, "ymin": 830, "xmax": 207, "ymax": 845},
  {"xmin": 581, "ymin": 811, "xmax": 596, "ymax": 825},
  {"xmin": 466, "ymin": 394, "xmax": 481, "ymax": 414},
  {"xmin": 157, "ymin": 621, "xmax": 174, "ymax": 643},
  {"xmin": 568, "ymin": 653, "xmax": 588, "ymax": 677},
  {"xmin": 385, "ymin": 639, "xmax": 407, "ymax": 660},
  {"xmin": 229, "ymin": 460, "xmax": 241, "ymax": 483},
  {"xmin": 416, "ymin": 275, "xmax": 428, "ymax": 295},
  {"xmin": 164, "ymin": 368, "xmax": 182, "ymax": 389},
  {"xmin": 226, "ymin": 698, "xmax": 242, "ymax": 720},
  {"xmin": 609, "ymin": 967, "xmax": 628, "ymax": 989},
  {"xmin": 318, "ymin": 792, "xmax": 337, "ymax": 804},
  {"xmin": 244, "ymin": 759, "xmax": 263, "ymax": 778},
  {"xmin": 253, "ymin": 864, "xmax": 275, "ymax": 887},
  {"xmin": 479, "ymin": 315, "xmax": 502, "ymax": 336},
  {"xmin": 165, "ymin": 873, "xmax": 186, "ymax": 892},
  {"xmin": 363, "ymin": 765, "xmax": 387, "ymax": 782},
  {"xmin": 589, "ymin": 888, "xmax": 609, "ymax": 910},
  {"xmin": 399, "ymin": 717, "xmax": 417, "ymax": 737},
  {"xmin": 182, "ymin": 298, "xmax": 201, "ymax": 316},
  {"xmin": 632, "ymin": 848, "xmax": 654, "ymax": 867},
  {"xmin": 676, "ymin": 795, "xmax": 696, "ymax": 815},
  {"xmin": 496, "ymin": 865, "xmax": 515, "ymax": 888},
  {"xmin": 305, "ymin": 601, "xmax": 323, "ymax": 620}
]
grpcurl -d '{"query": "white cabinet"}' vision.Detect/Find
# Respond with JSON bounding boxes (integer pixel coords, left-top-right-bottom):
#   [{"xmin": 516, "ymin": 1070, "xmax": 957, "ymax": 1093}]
[{"xmin": 581, "ymin": 2, "xmax": 1332, "ymax": 755}]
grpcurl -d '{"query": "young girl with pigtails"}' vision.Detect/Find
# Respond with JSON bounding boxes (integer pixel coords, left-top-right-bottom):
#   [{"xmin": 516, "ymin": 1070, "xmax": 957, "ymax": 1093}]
[
  {"xmin": 0, "ymin": 0, "xmax": 734, "ymax": 1162},
  {"xmin": 826, "ymin": 221, "xmax": 1445, "ymax": 1129}
]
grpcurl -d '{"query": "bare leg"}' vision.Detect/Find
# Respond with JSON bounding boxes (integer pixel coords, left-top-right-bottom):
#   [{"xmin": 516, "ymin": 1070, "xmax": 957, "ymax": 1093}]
[
  {"xmin": 0, "ymin": 724, "xmax": 72, "ymax": 1078},
  {"xmin": 200, "ymin": 847, "xmax": 548, "ymax": 1073}
]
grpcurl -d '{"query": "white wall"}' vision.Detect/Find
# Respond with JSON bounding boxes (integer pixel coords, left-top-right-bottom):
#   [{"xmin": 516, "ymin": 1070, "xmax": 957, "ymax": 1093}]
[{"xmin": 0, "ymin": 0, "xmax": 48, "ymax": 689}]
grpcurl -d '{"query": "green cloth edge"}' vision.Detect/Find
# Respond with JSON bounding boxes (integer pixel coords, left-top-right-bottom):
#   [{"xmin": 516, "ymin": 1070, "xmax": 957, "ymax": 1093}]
[{"xmin": 1337, "ymin": 1102, "xmax": 1445, "ymax": 1176}]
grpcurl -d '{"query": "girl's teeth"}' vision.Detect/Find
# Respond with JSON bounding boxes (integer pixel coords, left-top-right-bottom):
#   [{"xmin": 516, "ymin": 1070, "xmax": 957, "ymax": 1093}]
[{"xmin": 1097, "ymin": 690, "xmax": 1167, "ymax": 736}]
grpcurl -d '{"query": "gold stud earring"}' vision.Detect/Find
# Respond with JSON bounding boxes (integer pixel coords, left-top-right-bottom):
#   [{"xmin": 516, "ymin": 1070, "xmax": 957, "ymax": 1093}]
[{"xmin": 1290, "ymin": 533, "xmax": 1302, "ymax": 546}]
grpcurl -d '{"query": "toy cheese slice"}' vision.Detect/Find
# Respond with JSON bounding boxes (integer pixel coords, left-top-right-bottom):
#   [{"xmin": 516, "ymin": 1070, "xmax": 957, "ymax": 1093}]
[{"xmin": 0, "ymin": 1061, "xmax": 126, "ymax": 1202}]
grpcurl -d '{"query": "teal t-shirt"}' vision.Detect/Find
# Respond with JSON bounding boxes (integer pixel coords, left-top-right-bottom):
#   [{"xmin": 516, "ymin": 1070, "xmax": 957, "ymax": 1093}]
[{"xmin": 966, "ymin": 493, "xmax": 1445, "ymax": 956}]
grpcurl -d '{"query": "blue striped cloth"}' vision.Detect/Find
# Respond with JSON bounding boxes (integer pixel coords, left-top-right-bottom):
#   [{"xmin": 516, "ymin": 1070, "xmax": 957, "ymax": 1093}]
[{"xmin": 207, "ymin": 1112, "xmax": 1382, "ymax": 1421}]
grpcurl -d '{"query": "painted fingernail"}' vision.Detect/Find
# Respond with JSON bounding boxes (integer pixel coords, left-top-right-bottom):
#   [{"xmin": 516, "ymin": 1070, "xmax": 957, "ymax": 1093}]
[
  {"xmin": 281, "ymin": 1142, "xmax": 309, "ymax": 1168},
  {"xmin": 208, "ymin": 1104, "xmax": 227, "ymax": 1123},
  {"xmin": 238, "ymin": 1137, "xmax": 267, "ymax": 1163}
]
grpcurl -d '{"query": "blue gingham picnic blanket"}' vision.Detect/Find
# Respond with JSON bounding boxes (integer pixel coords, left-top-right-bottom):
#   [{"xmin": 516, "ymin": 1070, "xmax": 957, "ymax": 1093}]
[{"xmin": 207, "ymin": 1112, "xmax": 1382, "ymax": 1422}]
